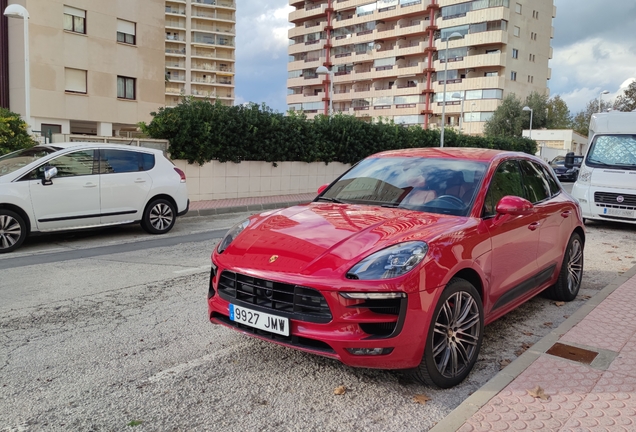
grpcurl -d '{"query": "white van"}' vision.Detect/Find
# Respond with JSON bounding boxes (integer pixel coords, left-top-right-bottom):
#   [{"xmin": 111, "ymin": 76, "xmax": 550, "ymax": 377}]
[{"xmin": 570, "ymin": 111, "xmax": 636, "ymax": 224}]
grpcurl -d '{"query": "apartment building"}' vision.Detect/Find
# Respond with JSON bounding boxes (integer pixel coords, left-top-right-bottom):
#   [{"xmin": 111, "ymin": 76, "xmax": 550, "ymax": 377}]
[
  {"xmin": 164, "ymin": 0, "xmax": 236, "ymax": 108},
  {"xmin": 1, "ymin": 0, "xmax": 166, "ymax": 137},
  {"xmin": 287, "ymin": 0, "xmax": 555, "ymax": 134}
]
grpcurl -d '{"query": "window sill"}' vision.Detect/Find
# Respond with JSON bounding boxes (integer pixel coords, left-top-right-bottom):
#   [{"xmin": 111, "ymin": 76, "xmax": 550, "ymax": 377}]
[
  {"xmin": 63, "ymin": 30, "xmax": 87, "ymax": 37},
  {"xmin": 65, "ymin": 91, "xmax": 88, "ymax": 96},
  {"xmin": 117, "ymin": 98, "xmax": 137, "ymax": 102},
  {"xmin": 117, "ymin": 41, "xmax": 137, "ymax": 48}
]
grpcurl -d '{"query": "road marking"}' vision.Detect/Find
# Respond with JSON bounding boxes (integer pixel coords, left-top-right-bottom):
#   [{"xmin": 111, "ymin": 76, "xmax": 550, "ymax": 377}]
[
  {"xmin": 147, "ymin": 343, "xmax": 250, "ymax": 383},
  {"xmin": 173, "ymin": 265, "xmax": 209, "ymax": 274}
]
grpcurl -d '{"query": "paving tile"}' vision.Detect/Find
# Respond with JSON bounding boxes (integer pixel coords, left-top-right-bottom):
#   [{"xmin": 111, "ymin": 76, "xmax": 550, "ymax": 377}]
[
  {"xmin": 560, "ymin": 371, "xmax": 636, "ymax": 431},
  {"xmin": 608, "ymin": 333, "xmax": 636, "ymax": 379},
  {"xmin": 581, "ymin": 296, "xmax": 636, "ymax": 333},
  {"xmin": 461, "ymin": 356, "xmax": 602, "ymax": 431},
  {"xmin": 560, "ymin": 317, "xmax": 634, "ymax": 352}
]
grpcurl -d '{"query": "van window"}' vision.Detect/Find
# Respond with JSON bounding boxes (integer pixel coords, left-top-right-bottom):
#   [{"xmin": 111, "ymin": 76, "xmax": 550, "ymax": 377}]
[{"xmin": 587, "ymin": 135, "xmax": 636, "ymax": 169}]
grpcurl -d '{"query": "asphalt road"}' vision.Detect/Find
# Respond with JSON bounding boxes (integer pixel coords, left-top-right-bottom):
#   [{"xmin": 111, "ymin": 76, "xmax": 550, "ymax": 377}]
[{"xmin": 2, "ymin": 189, "xmax": 635, "ymax": 431}]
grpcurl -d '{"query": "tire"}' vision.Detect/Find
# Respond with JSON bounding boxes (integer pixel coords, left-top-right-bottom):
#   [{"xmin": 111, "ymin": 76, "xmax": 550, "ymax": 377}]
[
  {"xmin": 141, "ymin": 198, "xmax": 176, "ymax": 234},
  {"xmin": 543, "ymin": 233, "xmax": 583, "ymax": 302},
  {"xmin": 406, "ymin": 278, "xmax": 484, "ymax": 389},
  {"xmin": 0, "ymin": 209, "xmax": 27, "ymax": 253}
]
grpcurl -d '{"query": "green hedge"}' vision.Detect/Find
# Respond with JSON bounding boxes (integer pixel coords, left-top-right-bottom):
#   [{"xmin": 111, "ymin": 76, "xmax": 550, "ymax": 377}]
[
  {"xmin": 139, "ymin": 98, "xmax": 537, "ymax": 165},
  {"xmin": 0, "ymin": 108, "xmax": 37, "ymax": 156}
]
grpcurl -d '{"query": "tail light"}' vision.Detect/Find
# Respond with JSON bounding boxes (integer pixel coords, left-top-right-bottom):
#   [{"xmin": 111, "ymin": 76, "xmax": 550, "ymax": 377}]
[{"xmin": 174, "ymin": 167, "xmax": 186, "ymax": 183}]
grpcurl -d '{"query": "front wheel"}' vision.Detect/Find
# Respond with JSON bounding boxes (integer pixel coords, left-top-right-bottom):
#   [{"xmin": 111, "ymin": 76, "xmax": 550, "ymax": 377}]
[
  {"xmin": 543, "ymin": 233, "xmax": 583, "ymax": 301},
  {"xmin": 141, "ymin": 198, "xmax": 176, "ymax": 234},
  {"xmin": 406, "ymin": 278, "xmax": 484, "ymax": 388},
  {"xmin": 0, "ymin": 209, "xmax": 27, "ymax": 253}
]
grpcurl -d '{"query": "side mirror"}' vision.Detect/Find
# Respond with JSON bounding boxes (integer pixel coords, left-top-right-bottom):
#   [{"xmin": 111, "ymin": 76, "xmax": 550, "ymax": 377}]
[
  {"xmin": 495, "ymin": 195, "xmax": 534, "ymax": 216},
  {"xmin": 564, "ymin": 152, "xmax": 575, "ymax": 169},
  {"xmin": 43, "ymin": 166, "xmax": 58, "ymax": 185},
  {"xmin": 317, "ymin": 184, "xmax": 329, "ymax": 195}
]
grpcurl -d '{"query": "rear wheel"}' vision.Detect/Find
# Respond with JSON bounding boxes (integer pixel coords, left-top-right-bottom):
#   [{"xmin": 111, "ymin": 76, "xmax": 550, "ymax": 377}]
[
  {"xmin": 0, "ymin": 209, "xmax": 27, "ymax": 253},
  {"xmin": 406, "ymin": 278, "xmax": 483, "ymax": 388},
  {"xmin": 141, "ymin": 198, "xmax": 176, "ymax": 234},
  {"xmin": 543, "ymin": 233, "xmax": 583, "ymax": 302}
]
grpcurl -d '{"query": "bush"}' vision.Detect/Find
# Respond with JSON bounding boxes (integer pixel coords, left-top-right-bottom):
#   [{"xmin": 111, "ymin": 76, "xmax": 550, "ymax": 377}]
[
  {"xmin": 139, "ymin": 98, "xmax": 537, "ymax": 165},
  {"xmin": 0, "ymin": 108, "xmax": 36, "ymax": 156}
]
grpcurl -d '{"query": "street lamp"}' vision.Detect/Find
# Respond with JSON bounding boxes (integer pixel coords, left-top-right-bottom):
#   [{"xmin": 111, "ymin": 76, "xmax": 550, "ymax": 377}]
[
  {"xmin": 452, "ymin": 92, "xmax": 464, "ymax": 133},
  {"xmin": 598, "ymin": 90, "xmax": 609, "ymax": 113},
  {"xmin": 316, "ymin": 65, "xmax": 333, "ymax": 116},
  {"xmin": 523, "ymin": 106, "xmax": 533, "ymax": 139},
  {"xmin": 440, "ymin": 32, "xmax": 464, "ymax": 147},
  {"xmin": 3, "ymin": 4, "xmax": 30, "ymax": 133}
]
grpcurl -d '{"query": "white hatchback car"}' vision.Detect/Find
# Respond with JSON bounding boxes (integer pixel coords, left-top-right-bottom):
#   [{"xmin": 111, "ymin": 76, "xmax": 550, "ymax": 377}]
[{"xmin": 0, "ymin": 142, "xmax": 189, "ymax": 253}]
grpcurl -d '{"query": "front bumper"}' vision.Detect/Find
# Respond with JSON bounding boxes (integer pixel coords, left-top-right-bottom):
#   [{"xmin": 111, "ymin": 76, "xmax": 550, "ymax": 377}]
[
  {"xmin": 207, "ymin": 266, "xmax": 438, "ymax": 370},
  {"xmin": 571, "ymin": 183, "xmax": 636, "ymax": 225}
]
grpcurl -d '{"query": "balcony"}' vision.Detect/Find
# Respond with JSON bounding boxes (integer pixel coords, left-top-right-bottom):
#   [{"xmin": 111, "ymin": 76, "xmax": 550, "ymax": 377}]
[
  {"xmin": 165, "ymin": 6, "xmax": 186, "ymax": 15},
  {"xmin": 192, "ymin": 24, "xmax": 235, "ymax": 34},
  {"xmin": 289, "ymin": 3, "xmax": 327, "ymax": 23},
  {"xmin": 433, "ymin": 52, "xmax": 504, "ymax": 70},
  {"xmin": 192, "ymin": 0, "xmax": 236, "ymax": 9},
  {"xmin": 165, "ymin": 47, "xmax": 186, "ymax": 55},
  {"xmin": 165, "ymin": 34, "xmax": 185, "ymax": 42},
  {"xmin": 432, "ymin": 75, "xmax": 505, "ymax": 92}
]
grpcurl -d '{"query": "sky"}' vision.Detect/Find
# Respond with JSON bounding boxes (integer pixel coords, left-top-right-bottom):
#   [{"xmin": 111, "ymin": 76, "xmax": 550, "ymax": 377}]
[{"xmin": 234, "ymin": 0, "xmax": 636, "ymax": 115}]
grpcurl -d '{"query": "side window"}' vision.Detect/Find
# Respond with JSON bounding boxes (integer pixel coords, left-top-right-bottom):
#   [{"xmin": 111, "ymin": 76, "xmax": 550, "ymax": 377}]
[
  {"xmin": 519, "ymin": 160, "xmax": 550, "ymax": 203},
  {"xmin": 100, "ymin": 149, "xmax": 154, "ymax": 174},
  {"xmin": 27, "ymin": 150, "xmax": 96, "ymax": 179},
  {"xmin": 483, "ymin": 160, "xmax": 525, "ymax": 217},
  {"xmin": 541, "ymin": 165, "xmax": 560, "ymax": 197}
]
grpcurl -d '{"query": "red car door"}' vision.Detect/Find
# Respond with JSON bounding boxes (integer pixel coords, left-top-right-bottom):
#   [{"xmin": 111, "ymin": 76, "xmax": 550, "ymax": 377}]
[{"xmin": 480, "ymin": 159, "xmax": 541, "ymax": 315}]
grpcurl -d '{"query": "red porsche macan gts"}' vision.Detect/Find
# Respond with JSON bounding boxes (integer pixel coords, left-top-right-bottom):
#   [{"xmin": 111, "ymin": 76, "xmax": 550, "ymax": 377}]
[{"xmin": 207, "ymin": 148, "xmax": 585, "ymax": 388}]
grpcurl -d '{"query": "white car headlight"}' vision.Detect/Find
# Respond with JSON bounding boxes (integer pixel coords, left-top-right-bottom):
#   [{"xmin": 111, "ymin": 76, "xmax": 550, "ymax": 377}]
[
  {"xmin": 346, "ymin": 241, "xmax": 428, "ymax": 280},
  {"xmin": 577, "ymin": 166, "xmax": 592, "ymax": 184},
  {"xmin": 217, "ymin": 219, "xmax": 250, "ymax": 254}
]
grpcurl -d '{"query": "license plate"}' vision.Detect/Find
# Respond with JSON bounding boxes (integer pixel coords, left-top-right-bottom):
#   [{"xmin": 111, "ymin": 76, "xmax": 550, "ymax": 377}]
[
  {"xmin": 603, "ymin": 207, "xmax": 636, "ymax": 218},
  {"xmin": 229, "ymin": 304, "xmax": 289, "ymax": 336}
]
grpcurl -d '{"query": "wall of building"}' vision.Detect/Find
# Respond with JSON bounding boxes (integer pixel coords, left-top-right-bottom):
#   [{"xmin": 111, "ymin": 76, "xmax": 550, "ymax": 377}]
[{"xmin": 173, "ymin": 159, "xmax": 350, "ymax": 202}]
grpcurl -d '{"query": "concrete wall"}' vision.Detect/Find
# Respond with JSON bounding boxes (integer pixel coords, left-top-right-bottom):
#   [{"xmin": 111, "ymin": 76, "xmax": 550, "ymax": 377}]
[{"xmin": 172, "ymin": 160, "xmax": 350, "ymax": 202}]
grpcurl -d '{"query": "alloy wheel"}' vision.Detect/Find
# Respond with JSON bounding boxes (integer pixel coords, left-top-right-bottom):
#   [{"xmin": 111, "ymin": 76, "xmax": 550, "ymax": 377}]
[
  {"xmin": 567, "ymin": 239, "xmax": 583, "ymax": 293},
  {"xmin": 0, "ymin": 214, "xmax": 22, "ymax": 250},
  {"xmin": 431, "ymin": 291, "xmax": 481, "ymax": 379},
  {"xmin": 149, "ymin": 203, "xmax": 174, "ymax": 231}
]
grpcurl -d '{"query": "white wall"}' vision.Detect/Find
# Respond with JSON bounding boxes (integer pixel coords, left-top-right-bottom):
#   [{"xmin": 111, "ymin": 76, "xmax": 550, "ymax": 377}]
[{"xmin": 173, "ymin": 160, "xmax": 350, "ymax": 202}]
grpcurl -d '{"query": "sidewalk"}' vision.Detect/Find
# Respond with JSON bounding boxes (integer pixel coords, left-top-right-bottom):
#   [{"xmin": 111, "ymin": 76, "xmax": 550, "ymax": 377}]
[{"xmin": 186, "ymin": 193, "xmax": 636, "ymax": 431}]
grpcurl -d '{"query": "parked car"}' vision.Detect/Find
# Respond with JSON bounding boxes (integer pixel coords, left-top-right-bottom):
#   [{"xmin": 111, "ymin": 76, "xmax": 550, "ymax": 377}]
[
  {"xmin": 0, "ymin": 142, "xmax": 189, "ymax": 253},
  {"xmin": 207, "ymin": 148, "xmax": 585, "ymax": 388},
  {"xmin": 550, "ymin": 154, "xmax": 583, "ymax": 182},
  {"xmin": 571, "ymin": 111, "xmax": 636, "ymax": 225}
]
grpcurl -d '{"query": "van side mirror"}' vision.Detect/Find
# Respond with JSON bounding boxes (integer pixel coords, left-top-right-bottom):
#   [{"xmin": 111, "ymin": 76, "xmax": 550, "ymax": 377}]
[{"xmin": 564, "ymin": 152, "xmax": 575, "ymax": 169}]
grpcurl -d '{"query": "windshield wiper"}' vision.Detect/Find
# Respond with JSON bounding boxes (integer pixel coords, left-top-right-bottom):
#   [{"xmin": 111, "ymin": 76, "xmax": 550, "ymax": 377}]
[
  {"xmin": 317, "ymin": 196, "xmax": 345, "ymax": 204},
  {"xmin": 587, "ymin": 159, "xmax": 613, "ymax": 166}
]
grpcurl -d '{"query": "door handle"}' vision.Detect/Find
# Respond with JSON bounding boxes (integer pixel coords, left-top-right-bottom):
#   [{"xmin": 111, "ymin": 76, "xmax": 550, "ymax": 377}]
[
  {"xmin": 84, "ymin": 183, "xmax": 97, "ymax": 188},
  {"xmin": 134, "ymin": 179, "xmax": 146, "ymax": 183},
  {"xmin": 561, "ymin": 211, "xmax": 571, "ymax": 218},
  {"xmin": 528, "ymin": 222, "xmax": 540, "ymax": 231}
]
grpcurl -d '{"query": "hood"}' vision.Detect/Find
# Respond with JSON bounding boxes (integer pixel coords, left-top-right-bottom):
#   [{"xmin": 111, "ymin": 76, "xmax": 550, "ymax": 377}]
[
  {"xmin": 591, "ymin": 168, "xmax": 636, "ymax": 189},
  {"xmin": 217, "ymin": 202, "xmax": 467, "ymax": 276}
]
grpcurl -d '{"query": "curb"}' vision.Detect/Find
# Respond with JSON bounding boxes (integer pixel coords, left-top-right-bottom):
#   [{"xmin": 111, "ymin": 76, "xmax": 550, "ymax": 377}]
[
  {"xmin": 182, "ymin": 200, "xmax": 312, "ymax": 217},
  {"xmin": 430, "ymin": 263, "xmax": 636, "ymax": 432}
]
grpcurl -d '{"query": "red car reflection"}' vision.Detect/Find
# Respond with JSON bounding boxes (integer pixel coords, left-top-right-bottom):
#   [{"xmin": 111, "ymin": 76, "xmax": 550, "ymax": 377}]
[{"xmin": 207, "ymin": 148, "xmax": 585, "ymax": 388}]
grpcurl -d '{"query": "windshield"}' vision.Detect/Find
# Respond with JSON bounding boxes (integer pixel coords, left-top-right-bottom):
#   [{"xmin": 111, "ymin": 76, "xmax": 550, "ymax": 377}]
[
  {"xmin": 587, "ymin": 135, "xmax": 636, "ymax": 169},
  {"xmin": 320, "ymin": 157, "xmax": 488, "ymax": 216},
  {"xmin": 0, "ymin": 146, "xmax": 60, "ymax": 177}
]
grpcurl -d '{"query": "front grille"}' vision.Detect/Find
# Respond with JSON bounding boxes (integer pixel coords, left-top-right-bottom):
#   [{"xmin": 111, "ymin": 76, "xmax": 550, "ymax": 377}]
[
  {"xmin": 595, "ymin": 192, "xmax": 636, "ymax": 208},
  {"xmin": 212, "ymin": 312, "xmax": 335, "ymax": 353},
  {"xmin": 217, "ymin": 271, "xmax": 332, "ymax": 323},
  {"xmin": 347, "ymin": 297, "xmax": 408, "ymax": 339}
]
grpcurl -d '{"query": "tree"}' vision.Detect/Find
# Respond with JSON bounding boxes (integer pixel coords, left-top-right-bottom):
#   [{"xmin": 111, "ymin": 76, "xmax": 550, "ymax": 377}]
[
  {"xmin": 0, "ymin": 108, "xmax": 36, "ymax": 156},
  {"xmin": 614, "ymin": 80, "xmax": 636, "ymax": 112},
  {"xmin": 522, "ymin": 91, "xmax": 549, "ymax": 130},
  {"xmin": 546, "ymin": 95, "xmax": 572, "ymax": 129},
  {"xmin": 484, "ymin": 94, "xmax": 524, "ymax": 137},
  {"xmin": 571, "ymin": 98, "xmax": 613, "ymax": 137}
]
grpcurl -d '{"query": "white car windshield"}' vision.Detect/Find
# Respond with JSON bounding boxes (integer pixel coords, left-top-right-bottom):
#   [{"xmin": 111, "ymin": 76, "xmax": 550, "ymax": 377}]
[
  {"xmin": 0, "ymin": 146, "xmax": 60, "ymax": 177},
  {"xmin": 587, "ymin": 135, "xmax": 636, "ymax": 169}
]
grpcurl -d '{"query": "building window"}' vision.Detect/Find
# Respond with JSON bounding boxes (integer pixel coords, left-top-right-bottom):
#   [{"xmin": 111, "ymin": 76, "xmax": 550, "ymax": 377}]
[
  {"xmin": 64, "ymin": 6, "xmax": 86, "ymax": 34},
  {"xmin": 528, "ymin": 75, "xmax": 534, "ymax": 83},
  {"xmin": 484, "ymin": 71, "xmax": 498, "ymax": 77},
  {"xmin": 530, "ymin": 32, "xmax": 538, "ymax": 40},
  {"xmin": 533, "ymin": 10, "xmax": 539, "ymax": 19},
  {"xmin": 510, "ymin": 71, "xmax": 517, "ymax": 81},
  {"xmin": 117, "ymin": 19, "xmax": 136, "ymax": 45},
  {"xmin": 514, "ymin": 26, "xmax": 520, "ymax": 37},
  {"xmin": 65, "ymin": 68, "xmax": 87, "ymax": 94},
  {"xmin": 512, "ymin": 48, "xmax": 519, "ymax": 59},
  {"xmin": 117, "ymin": 76, "xmax": 136, "ymax": 100},
  {"xmin": 529, "ymin": 53, "xmax": 535, "ymax": 62},
  {"xmin": 515, "ymin": 3, "xmax": 521, "ymax": 13}
]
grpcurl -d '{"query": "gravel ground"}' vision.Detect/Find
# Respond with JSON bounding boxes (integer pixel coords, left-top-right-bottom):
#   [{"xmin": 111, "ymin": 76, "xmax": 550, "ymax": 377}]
[{"xmin": 1, "ymin": 219, "xmax": 635, "ymax": 432}]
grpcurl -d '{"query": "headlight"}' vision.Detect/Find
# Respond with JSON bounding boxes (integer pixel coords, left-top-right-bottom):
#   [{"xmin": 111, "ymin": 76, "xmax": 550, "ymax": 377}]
[
  {"xmin": 577, "ymin": 166, "xmax": 592, "ymax": 184},
  {"xmin": 217, "ymin": 219, "xmax": 249, "ymax": 254},
  {"xmin": 346, "ymin": 241, "xmax": 428, "ymax": 280}
]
